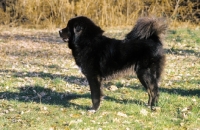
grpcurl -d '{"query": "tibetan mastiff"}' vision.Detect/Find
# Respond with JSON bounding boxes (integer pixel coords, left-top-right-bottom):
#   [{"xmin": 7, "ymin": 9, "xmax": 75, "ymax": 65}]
[{"xmin": 59, "ymin": 16, "xmax": 167, "ymax": 111}]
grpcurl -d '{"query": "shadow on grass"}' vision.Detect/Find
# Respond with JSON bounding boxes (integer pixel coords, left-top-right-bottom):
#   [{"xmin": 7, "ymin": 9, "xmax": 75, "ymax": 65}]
[
  {"xmin": 0, "ymin": 85, "xmax": 91, "ymax": 110},
  {"xmin": 1, "ymin": 83, "xmax": 199, "ymax": 111},
  {"xmin": 0, "ymin": 69, "xmax": 199, "ymax": 110},
  {"xmin": 160, "ymin": 87, "xmax": 200, "ymax": 97},
  {"xmin": 0, "ymin": 69, "xmax": 146, "ymax": 109},
  {"xmin": 0, "ymin": 69, "xmax": 87, "ymax": 86},
  {"xmin": 128, "ymin": 82, "xmax": 200, "ymax": 97},
  {"xmin": 104, "ymin": 96, "xmax": 146, "ymax": 106},
  {"xmin": 160, "ymin": 79, "xmax": 200, "ymax": 97},
  {"xmin": 165, "ymin": 48, "xmax": 200, "ymax": 57},
  {"xmin": 0, "ymin": 85, "xmax": 146, "ymax": 110}
]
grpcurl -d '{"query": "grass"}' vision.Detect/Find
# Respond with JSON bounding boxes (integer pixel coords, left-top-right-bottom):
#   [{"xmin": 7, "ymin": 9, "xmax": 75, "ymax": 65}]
[
  {"xmin": 1, "ymin": 0, "xmax": 199, "ymax": 28},
  {"xmin": 0, "ymin": 26, "xmax": 200, "ymax": 130}
]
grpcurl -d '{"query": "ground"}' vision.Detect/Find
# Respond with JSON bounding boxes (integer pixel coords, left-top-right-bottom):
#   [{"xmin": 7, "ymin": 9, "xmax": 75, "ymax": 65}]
[{"xmin": 0, "ymin": 26, "xmax": 199, "ymax": 129}]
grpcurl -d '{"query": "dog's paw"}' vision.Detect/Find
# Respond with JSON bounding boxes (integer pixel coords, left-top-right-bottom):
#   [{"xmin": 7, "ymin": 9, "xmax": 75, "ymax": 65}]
[
  {"xmin": 145, "ymin": 103, "xmax": 151, "ymax": 109},
  {"xmin": 88, "ymin": 109, "xmax": 96, "ymax": 113},
  {"xmin": 87, "ymin": 107, "xmax": 98, "ymax": 113}
]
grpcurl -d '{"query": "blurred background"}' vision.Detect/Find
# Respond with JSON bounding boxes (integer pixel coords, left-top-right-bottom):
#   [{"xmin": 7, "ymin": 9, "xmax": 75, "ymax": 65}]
[{"xmin": 0, "ymin": 0, "xmax": 199, "ymax": 28}]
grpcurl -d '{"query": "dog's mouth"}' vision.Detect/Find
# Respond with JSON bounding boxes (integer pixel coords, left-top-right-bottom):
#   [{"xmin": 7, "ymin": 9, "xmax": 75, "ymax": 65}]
[
  {"xmin": 63, "ymin": 38, "xmax": 69, "ymax": 42},
  {"xmin": 59, "ymin": 30, "xmax": 70, "ymax": 42}
]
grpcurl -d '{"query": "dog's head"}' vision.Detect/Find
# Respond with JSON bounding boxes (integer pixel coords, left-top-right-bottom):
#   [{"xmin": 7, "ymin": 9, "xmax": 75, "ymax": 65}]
[{"xmin": 59, "ymin": 16, "xmax": 104, "ymax": 45}]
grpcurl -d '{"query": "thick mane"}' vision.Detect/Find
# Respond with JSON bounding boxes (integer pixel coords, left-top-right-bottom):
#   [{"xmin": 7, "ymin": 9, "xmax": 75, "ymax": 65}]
[{"xmin": 71, "ymin": 16, "xmax": 104, "ymax": 37}]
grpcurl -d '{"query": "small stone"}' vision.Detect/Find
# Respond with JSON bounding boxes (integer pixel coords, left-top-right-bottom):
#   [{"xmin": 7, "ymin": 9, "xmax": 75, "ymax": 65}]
[{"xmin": 109, "ymin": 85, "xmax": 118, "ymax": 91}]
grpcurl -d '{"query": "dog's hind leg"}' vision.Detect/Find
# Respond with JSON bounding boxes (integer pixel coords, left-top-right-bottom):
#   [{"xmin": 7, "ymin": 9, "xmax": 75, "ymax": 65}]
[
  {"xmin": 86, "ymin": 75, "xmax": 103, "ymax": 112},
  {"xmin": 136, "ymin": 66, "xmax": 159, "ymax": 110},
  {"xmin": 156, "ymin": 55, "xmax": 165, "ymax": 81}
]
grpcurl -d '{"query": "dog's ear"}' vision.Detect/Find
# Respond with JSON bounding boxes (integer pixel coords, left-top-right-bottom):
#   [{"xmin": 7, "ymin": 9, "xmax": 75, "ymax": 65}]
[
  {"xmin": 73, "ymin": 25, "xmax": 83, "ymax": 45},
  {"xmin": 73, "ymin": 25, "xmax": 82, "ymax": 36}
]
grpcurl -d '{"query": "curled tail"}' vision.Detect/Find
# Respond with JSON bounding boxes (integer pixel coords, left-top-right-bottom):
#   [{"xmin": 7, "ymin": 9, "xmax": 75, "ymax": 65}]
[{"xmin": 125, "ymin": 17, "xmax": 168, "ymax": 40}]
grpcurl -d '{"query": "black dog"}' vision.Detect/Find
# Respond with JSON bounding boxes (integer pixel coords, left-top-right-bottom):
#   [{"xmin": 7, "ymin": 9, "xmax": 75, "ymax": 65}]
[{"xmin": 59, "ymin": 16, "xmax": 167, "ymax": 111}]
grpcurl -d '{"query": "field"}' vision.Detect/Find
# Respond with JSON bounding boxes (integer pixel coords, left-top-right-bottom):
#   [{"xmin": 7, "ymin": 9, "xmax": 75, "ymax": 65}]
[{"xmin": 0, "ymin": 26, "xmax": 199, "ymax": 129}]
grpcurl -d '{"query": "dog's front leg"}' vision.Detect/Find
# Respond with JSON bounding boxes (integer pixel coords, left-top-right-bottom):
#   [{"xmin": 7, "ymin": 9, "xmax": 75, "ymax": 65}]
[{"xmin": 86, "ymin": 75, "xmax": 102, "ymax": 112}]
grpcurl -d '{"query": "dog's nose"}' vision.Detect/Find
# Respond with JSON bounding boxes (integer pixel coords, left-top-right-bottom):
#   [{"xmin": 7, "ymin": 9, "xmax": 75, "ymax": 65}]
[{"xmin": 59, "ymin": 30, "xmax": 62, "ymax": 34}]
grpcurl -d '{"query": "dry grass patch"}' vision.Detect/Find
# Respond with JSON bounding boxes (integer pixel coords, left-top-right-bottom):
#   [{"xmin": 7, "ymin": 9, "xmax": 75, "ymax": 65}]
[{"xmin": 0, "ymin": 26, "xmax": 199, "ymax": 129}]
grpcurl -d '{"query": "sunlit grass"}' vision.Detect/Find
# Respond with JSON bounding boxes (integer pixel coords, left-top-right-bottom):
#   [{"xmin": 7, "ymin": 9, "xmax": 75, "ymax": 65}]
[{"xmin": 0, "ymin": 27, "xmax": 199, "ymax": 129}]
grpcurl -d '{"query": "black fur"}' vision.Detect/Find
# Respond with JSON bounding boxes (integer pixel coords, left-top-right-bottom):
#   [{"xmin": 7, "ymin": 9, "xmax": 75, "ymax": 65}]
[{"xmin": 59, "ymin": 16, "xmax": 167, "ymax": 111}]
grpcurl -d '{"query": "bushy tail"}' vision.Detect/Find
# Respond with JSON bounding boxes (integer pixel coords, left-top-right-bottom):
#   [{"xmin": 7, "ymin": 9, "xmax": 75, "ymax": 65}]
[{"xmin": 125, "ymin": 17, "xmax": 168, "ymax": 40}]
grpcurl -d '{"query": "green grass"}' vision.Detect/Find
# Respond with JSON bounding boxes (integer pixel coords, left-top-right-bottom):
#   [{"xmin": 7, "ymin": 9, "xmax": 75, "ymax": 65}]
[{"xmin": 0, "ymin": 26, "xmax": 200, "ymax": 130}]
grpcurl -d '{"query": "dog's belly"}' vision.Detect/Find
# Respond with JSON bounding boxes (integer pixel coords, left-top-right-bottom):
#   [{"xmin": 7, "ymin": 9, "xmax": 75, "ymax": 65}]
[{"xmin": 100, "ymin": 62, "xmax": 136, "ymax": 78}]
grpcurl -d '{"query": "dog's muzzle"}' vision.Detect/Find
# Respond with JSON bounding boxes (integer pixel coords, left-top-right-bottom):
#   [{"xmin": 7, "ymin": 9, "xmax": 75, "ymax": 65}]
[{"xmin": 59, "ymin": 30, "xmax": 69, "ymax": 42}]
